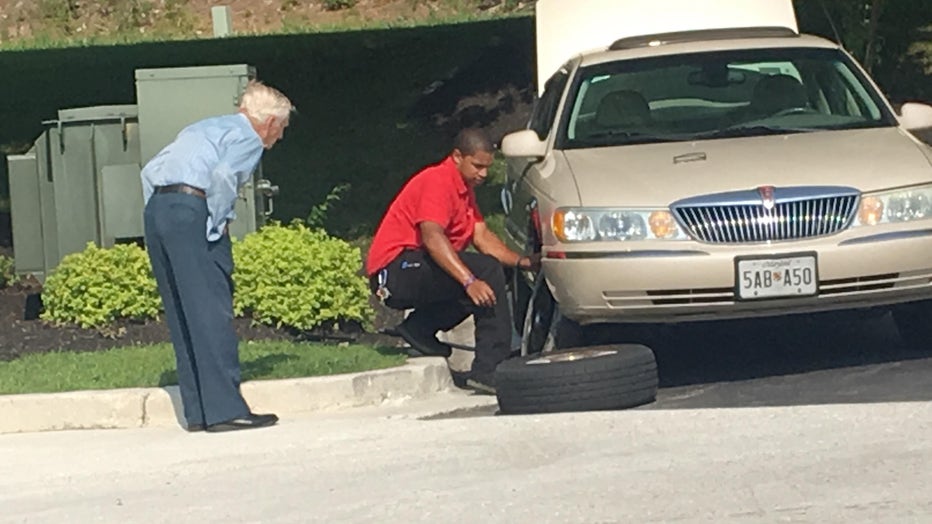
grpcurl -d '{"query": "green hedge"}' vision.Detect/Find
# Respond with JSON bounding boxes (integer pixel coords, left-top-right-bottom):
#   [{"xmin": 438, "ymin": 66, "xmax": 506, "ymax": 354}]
[
  {"xmin": 40, "ymin": 242, "xmax": 161, "ymax": 328},
  {"xmin": 233, "ymin": 221, "xmax": 372, "ymax": 331},
  {"xmin": 40, "ymin": 227, "xmax": 374, "ymax": 331}
]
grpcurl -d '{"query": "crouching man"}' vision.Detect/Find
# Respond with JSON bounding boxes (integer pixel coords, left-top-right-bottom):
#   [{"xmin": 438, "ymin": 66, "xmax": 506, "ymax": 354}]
[{"xmin": 365, "ymin": 128, "xmax": 539, "ymax": 394}]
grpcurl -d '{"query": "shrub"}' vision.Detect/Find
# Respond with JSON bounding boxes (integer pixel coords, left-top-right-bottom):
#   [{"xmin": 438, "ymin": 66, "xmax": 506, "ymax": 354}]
[
  {"xmin": 306, "ymin": 183, "xmax": 350, "ymax": 231},
  {"xmin": 0, "ymin": 254, "xmax": 13, "ymax": 288},
  {"xmin": 233, "ymin": 221, "xmax": 372, "ymax": 331},
  {"xmin": 41, "ymin": 242, "xmax": 161, "ymax": 328}
]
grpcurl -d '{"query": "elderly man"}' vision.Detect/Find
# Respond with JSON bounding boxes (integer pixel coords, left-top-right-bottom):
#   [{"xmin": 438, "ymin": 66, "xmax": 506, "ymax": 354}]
[
  {"xmin": 366, "ymin": 128, "xmax": 539, "ymax": 394},
  {"xmin": 141, "ymin": 80, "xmax": 293, "ymax": 433}
]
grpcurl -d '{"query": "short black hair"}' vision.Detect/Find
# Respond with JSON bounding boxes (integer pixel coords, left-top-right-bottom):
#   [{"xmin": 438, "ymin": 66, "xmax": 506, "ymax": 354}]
[{"xmin": 453, "ymin": 128, "xmax": 495, "ymax": 156}]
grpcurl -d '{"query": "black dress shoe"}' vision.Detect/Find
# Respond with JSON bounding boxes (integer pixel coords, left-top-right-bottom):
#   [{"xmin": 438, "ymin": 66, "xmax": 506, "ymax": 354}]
[
  {"xmin": 185, "ymin": 423, "xmax": 205, "ymax": 432},
  {"xmin": 205, "ymin": 413, "xmax": 279, "ymax": 433},
  {"xmin": 396, "ymin": 319, "xmax": 452, "ymax": 358}
]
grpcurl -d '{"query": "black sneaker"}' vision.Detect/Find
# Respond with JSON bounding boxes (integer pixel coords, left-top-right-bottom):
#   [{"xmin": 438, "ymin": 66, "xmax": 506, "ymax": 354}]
[
  {"xmin": 396, "ymin": 319, "xmax": 453, "ymax": 358},
  {"xmin": 464, "ymin": 372, "xmax": 497, "ymax": 395}
]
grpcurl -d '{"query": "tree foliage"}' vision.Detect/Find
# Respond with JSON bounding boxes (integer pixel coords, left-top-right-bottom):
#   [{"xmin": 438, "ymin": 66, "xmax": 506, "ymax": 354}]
[{"xmin": 795, "ymin": 0, "xmax": 932, "ymax": 102}]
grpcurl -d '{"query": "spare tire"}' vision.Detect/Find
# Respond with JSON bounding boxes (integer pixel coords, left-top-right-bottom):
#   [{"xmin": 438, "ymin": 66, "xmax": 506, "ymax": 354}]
[{"xmin": 495, "ymin": 344, "xmax": 658, "ymax": 415}]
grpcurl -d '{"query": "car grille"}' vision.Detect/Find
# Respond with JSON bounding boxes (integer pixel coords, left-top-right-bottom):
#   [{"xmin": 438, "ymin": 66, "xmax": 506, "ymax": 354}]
[{"xmin": 672, "ymin": 189, "xmax": 859, "ymax": 244}]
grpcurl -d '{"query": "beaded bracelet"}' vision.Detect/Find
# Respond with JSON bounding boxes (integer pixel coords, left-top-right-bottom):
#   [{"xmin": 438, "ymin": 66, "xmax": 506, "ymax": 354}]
[{"xmin": 463, "ymin": 275, "xmax": 478, "ymax": 289}]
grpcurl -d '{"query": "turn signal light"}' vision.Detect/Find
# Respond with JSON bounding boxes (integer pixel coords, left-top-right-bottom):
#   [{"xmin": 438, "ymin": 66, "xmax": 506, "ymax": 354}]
[
  {"xmin": 858, "ymin": 196, "xmax": 884, "ymax": 226},
  {"xmin": 649, "ymin": 211, "xmax": 678, "ymax": 239},
  {"xmin": 552, "ymin": 210, "xmax": 566, "ymax": 241}
]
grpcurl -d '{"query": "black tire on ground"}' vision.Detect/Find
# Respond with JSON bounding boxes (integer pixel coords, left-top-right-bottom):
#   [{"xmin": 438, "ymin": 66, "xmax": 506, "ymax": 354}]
[
  {"xmin": 892, "ymin": 300, "xmax": 932, "ymax": 349},
  {"xmin": 495, "ymin": 344, "xmax": 658, "ymax": 415}
]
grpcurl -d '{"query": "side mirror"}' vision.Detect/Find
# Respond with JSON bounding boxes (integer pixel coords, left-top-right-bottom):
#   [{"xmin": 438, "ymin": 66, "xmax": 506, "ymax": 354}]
[
  {"xmin": 501, "ymin": 130, "xmax": 547, "ymax": 159},
  {"xmin": 897, "ymin": 102, "xmax": 932, "ymax": 131}
]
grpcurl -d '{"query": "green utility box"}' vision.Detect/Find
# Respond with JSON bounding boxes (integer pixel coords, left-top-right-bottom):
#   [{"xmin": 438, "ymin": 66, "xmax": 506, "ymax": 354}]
[
  {"xmin": 7, "ymin": 147, "xmax": 52, "ymax": 278},
  {"xmin": 7, "ymin": 64, "xmax": 277, "ymax": 281},
  {"xmin": 8, "ymin": 105, "xmax": 141, "ymax": 281},
  {"xmin": 135, "ymin": 64, "xmax": 277, "ymax": 241}
]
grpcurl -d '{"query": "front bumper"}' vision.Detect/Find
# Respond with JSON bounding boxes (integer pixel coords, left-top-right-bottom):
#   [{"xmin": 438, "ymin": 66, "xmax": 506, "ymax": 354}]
[{"xmin": 543, "ymin": 226, "xmax": 932, "ymax": 324}]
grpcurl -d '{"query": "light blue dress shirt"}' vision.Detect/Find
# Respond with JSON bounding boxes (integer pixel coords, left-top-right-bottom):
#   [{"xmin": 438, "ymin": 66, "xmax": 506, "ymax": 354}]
[{"xmin": 141, "ymin": 113, "xmax": 264, "ymax": 241}]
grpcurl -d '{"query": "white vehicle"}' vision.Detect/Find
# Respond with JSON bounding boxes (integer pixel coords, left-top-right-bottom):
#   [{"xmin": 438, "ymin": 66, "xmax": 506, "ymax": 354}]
[{"xmin": 493, "ymin": 0, "xmax": 932, "ymax": 414}]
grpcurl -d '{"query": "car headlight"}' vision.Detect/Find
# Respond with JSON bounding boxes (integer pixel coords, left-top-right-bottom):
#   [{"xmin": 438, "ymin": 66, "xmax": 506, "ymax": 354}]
[
  {"xmin": 855, "ymin": 185, "xmax": 932, "ymax": 226},
  {"xmin": 552, "ymin": 208, "xmax": 686, "ymax": 242}
]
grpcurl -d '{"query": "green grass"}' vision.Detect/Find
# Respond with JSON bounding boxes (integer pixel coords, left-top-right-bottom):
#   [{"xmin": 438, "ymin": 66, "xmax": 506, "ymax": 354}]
[{"xmin": 0, "ymin": 340, "xmax": 407, "ymax": 395}]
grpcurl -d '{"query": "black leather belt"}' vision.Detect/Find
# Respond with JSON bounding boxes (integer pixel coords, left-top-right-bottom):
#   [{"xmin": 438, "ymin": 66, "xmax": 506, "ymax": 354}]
[{"xmin": 155, "ymin": 183, "xmax": 206, "ymax": 199}]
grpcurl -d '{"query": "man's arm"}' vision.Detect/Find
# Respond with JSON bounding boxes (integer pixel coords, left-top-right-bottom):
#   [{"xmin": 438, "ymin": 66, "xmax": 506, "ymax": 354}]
[
  {"xmin": 472, "ymin": 221, "xmax": 540, "ymax": 271},
  {"xmin": 420, "ymin": 221, "xmax": 497, "ymax": 307}
]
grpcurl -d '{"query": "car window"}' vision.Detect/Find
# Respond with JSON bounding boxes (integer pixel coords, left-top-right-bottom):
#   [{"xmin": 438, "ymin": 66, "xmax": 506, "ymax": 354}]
[
  {"xmin": 560, "ymin": 47, "xmax": 896, "ymax": 149},
  {"xmin": 530, "ymin": 69, "xmax": 569, "ymax": 140}
]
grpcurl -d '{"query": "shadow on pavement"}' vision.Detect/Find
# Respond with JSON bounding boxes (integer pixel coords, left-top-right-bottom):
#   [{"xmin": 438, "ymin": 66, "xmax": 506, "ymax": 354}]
[{"xmin": 638, "ymin": 308, "xmax": 932, "ymax": 409}]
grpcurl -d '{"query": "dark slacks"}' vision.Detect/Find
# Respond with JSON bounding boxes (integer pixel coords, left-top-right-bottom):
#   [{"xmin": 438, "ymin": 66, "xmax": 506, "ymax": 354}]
[
  {"xmin": 373, "ymin": 249, "xmax": 512, "ymax": 376},
  {"xmin": 143, "ymin": 192, "xmax": 249, "ymax": 426}
]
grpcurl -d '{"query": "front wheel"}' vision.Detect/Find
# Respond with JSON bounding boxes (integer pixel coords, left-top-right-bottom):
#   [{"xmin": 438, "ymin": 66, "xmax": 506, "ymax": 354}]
[
  {"xmin": 519, "ymin": 273, "xmax": 586, "ymax": 355},
  {"xmin": 509, "ymin": 267, "xmax": 533, "ymax": 334}
]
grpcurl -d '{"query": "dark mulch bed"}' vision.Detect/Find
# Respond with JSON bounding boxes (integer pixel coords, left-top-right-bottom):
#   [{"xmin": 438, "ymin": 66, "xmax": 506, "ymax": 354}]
[{"xmin": 0, "ymin": 243, "xmax": 405, "ymax": 362}]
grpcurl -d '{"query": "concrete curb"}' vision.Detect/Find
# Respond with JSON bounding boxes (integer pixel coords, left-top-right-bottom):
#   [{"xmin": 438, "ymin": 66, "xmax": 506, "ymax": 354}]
[{"xmin": 0, "ymin": 357, "xmax": 454, "ymax": 434}]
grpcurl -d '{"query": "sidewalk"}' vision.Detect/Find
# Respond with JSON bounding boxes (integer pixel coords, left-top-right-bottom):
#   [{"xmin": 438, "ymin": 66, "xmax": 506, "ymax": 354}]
[{"xmin": 0, "ymin": 356, "xmax": 465, "ymax": 434}]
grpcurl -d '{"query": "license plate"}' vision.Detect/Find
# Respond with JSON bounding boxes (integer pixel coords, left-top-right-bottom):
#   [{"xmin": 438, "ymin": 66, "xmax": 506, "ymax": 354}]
[{"xmin": 736, "ymin": 254, "xmax": 818, "ymax": 300}]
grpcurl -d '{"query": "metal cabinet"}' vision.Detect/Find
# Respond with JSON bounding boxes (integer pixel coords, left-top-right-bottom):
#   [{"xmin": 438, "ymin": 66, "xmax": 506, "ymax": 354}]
[
  {"xmin": 8, "ymin": 105, "xmax": 141, "ymax": 281},
  {"xmin": 46, "ymin": 105, "xmax": 143, "ymax": 256},
  {"xmin": 7, "ymin": 147, "xmax": 51, "ymax": 278},
  {"xmin": 135, "ymin": 64, "xmax": 276, "ymax": 241}
]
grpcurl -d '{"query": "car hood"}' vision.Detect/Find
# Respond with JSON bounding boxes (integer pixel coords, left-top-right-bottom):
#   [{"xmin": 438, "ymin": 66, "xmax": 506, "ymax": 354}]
[{"xmin": 562, "ymin": 127, "xmax": 932, "ymax": 207}]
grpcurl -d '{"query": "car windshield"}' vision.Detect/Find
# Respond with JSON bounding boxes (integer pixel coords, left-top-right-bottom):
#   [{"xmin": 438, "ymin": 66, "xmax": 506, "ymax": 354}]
[{"xmin": 561, "ymin": 47, "xmax": 897, "ymax": 149}]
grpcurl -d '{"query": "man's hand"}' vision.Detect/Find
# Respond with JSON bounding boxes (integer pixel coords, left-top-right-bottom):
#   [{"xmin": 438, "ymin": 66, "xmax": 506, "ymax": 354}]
[
  {"xmin": 474, "ymin": 222, "xmax": 543, "ymax": 272},
  {"xmin": 465, "ymin": 279, "xmax": 496, "ymax": 307},
  {"xmin": 517, "ymin": 253, "xmax": 542, "ymax": 272}
]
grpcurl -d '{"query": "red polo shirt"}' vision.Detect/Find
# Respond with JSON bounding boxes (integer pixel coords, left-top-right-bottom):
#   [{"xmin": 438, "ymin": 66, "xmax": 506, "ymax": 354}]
[{"xmin": 366, "ymin": 156, "xmax": 484, "ymax": 276}]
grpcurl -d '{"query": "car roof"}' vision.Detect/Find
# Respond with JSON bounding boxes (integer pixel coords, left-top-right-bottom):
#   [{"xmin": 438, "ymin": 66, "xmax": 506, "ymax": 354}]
[
  {"xmin": 534, "ymin": 0, "xmax": 801, "ymax": 93},
  {"xmin": 575, "ymin": 30, "xmax": 841, "ymax": 69}
]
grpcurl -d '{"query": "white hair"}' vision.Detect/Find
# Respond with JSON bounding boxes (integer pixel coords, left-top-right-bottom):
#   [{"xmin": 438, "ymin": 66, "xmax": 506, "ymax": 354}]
[{"xmin": 239, "ymin": 80, "xmax": 294, "ymax": 122}]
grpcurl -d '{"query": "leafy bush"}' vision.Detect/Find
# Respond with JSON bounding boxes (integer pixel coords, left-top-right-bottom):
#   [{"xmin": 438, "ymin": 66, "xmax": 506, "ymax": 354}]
[
  {"xmin": 0, "ymin": 254, "xmax": 14, "ymax": 288},
  {"xmin": 306, "ymin": 183, "xmax": 350, "ymax": 231},
  {"xmin": 233, "ymin": 221, "xmax": 372, "ymax": 331},
  {"xmin": 41, "ymin": 242, "xmax": 161, "ymax": 328}
]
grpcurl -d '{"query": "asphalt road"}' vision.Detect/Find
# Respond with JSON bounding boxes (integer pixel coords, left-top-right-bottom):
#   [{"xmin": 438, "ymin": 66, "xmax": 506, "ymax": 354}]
[
  {"xmin": 3, "ymin": 308, "xmax": 932, "ymax": 523},
  {"xmin": 1, "ymin": 397, "xmax": 930, "ymax": 523},
  {"xmin": 648, "ymin": 308, "xmax": 932, "ymax": 409},
  {"xmin": 445, "ymin": 306, "xmax": 932, "ymax": 416}
]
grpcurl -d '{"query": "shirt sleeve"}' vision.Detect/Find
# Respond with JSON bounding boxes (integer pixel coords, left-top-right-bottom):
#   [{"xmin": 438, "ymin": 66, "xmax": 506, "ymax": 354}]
[
  {"xmin": 205, "ymin": 131, "xmax": 263, "ymax": 241},
  {"xmin": 140, "ymin": 167, "xmax": 154, "ymax": 204}
]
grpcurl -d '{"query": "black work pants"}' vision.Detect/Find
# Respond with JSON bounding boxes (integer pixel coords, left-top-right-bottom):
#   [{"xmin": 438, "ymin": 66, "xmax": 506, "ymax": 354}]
[{"xmin": 372, "ymin": 249, "xmax": 512, "ymax": 376}]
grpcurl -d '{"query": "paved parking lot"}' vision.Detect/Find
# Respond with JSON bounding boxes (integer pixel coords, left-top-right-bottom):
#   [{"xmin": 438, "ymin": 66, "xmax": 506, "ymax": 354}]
[
  {"xmin": 3, "ymin": 308, "xmax": 932, "ymax": 523},
  {"xmin": 648, "ymin": 308, "xmax": 932, "ymax": 409},
  {"xmin": 439, "ymin": 307, "xmax": 932, "ymax": 417}
]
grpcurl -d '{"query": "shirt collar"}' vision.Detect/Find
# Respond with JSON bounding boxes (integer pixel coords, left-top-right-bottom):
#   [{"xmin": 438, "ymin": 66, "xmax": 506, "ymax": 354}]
[
  {"xmin": 237, "ymin": 112, "xmax": 263, "ymax": 144},
  {"xmin": 443, "ymin": 156, "xmax": 469, "ymax": 196}
]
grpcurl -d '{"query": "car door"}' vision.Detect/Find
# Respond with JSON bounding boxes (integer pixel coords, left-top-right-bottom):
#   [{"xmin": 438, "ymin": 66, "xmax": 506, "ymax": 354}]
[{"xmin": 503, "ymin": 67, "xmax": 571, "ymax": 252}]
